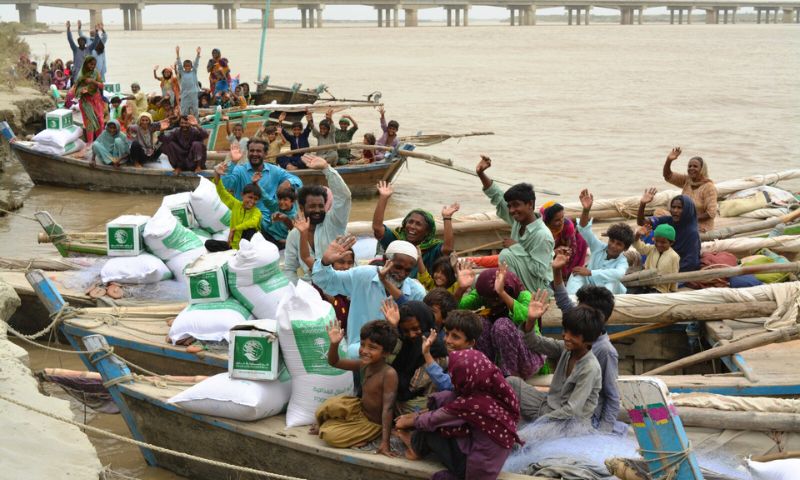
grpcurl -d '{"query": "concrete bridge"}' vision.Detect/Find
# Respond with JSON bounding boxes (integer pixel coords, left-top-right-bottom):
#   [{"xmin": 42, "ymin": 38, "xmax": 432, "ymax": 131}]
[{"xmin": 7, "ymin": 0, "xmax": 800, "ymax": 29}]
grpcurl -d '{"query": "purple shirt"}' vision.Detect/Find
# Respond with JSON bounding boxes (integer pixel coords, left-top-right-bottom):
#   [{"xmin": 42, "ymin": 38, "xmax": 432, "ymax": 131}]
[
  {"xmin": 375, "ymin": 116, "xmax": 399, "ymax": 160},
  {"xmin": 414, "ymin": 391, "xmax": 512, "ymax": 480}
]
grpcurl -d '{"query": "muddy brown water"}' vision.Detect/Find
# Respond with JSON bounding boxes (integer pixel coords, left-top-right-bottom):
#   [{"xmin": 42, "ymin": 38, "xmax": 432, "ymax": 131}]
[{"xmin": 2, "ymin": 21, "xmax": 799, "ymax": 479}]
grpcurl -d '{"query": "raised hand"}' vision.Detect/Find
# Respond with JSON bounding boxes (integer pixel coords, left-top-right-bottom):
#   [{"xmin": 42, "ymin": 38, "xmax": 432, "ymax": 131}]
[
  {"xmin": 421, "ymin": 328, "xmax": 437, "ymax": 356},
  {"xmin": 66, "ymin": 20, "xmax": 71, "ymax": 29},
  {"xmin": 380, "ymin": 298, "xmax": 400, "ymax": 327},
  {"xmin": 476, "ymin": 155, "xmax": 491, "ymax": 175},
  {"xmin": 456, "ymin": 259, "xmax": 476, "ymax": 289},
  {"xmin": 442, "ymin": 202, "xmax": 460, "ymax": 218},
  {"xmin": 379, "ymin": 260, "xmax": 394, "ymax": 281},
  {"xmin": 214, "ymin": 161, "xmax": 227, "ymax": 176},
  {"xmin": 527, "ymin": 289, "xmax": 550, "ymax": 320},
  {"xmin": 666, "ymin": 147, "xmax": 682, "ymax": 162},
  {"xmin": 301, "ymin": 154, "xmax": 329, "ymax": 170},
  {"xmin": 293, "ymin": 212, "xmax": 310, "ymax": 234},
  {"xmin": 378, "ymin": 106, "xmax": 385, "ymax": 116},
  {"xmin": 552, "ymin": 248, "xmax": 570, "ymax": 270},
  {"xmin": 494, "ymin": 262, "xmax": 508, "ymax": 295},
  {"xmin": 176, "ymin": 46, "xmax": 180, "ymax": 55},
  {"xmin": 229, "ymin": 142, "xmax": 242, "ymax": 162},
  {"xmin": 196, "ymin": 46, "xmax": 202, "ymax": 56},
  {"xmin": 640, "ymin": 187, "xmax": 657, "ymax": 205},
  {"xmin": 579, "ymin": 189, "xmax": 594, "ymax": 211},
  {"xmin": 326, "ymin": 319, "xmax": 344, "ymax": 344},
  {"xmin": 573, "ymin": 266, "xmax": 591, "ymax": 277},
  {"xmin": 77, "ymin": 19, "xmax": 82, "ymax": 29},
  {"xmin": 502, "ymin": 238, "xmax": 517, "ymax": 248},
  {"xmin": 277, "ymin": 112, "xmax": 286, "ymax": 123},
  {"xmin": 272, "ymin": 212, "xmax": 288, "ymax": 223},
  {"xmin": 251, "ymin": 171, "xmax": 262, "ymax": 184},
  {"xmin": 636, "ymin": 225, "xmax": 649, "ymax": 237},
  {"xmin": 376, "ymin": 180, "xmax": 393, "ymax": 198},
  {"xmin": 322, "ymin": 235, "xmax": 357, "ymax": 266}
]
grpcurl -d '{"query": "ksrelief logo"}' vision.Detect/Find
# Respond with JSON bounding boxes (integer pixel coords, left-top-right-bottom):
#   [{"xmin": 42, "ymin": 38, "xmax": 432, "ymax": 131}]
[
  {"xmin": 242, "ymin": 339, "xmax": 263, "ymax": 362},
  {"xmin": 114, "ymin": 229, "xmax": 129, "ymax": 245},
  {"xmin": 196, "ymin": 279, "xmax": 212, "ymax": 297}
]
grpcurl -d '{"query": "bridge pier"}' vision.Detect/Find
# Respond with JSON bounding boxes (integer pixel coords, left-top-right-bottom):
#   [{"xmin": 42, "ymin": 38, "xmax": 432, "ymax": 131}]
[
  {"xmin": 375, "ymin": 6, "xmax": 397, "ymax": 27},
  {"xmin": 214, "ymin": 5, "xmax": 237, "ymax": 29},
  {"xmin": 16, "ymin": 2, "xmax": 38, "ymax": 27},
  {"xmin": 566, "ymin": 6, "xmax": 591, "ymax": 25},
  {"xmin": 619, "ymin": 6, "xmax": 644, "ymax": 24},
  {"xmin": 755, "ymin": 6, "xmax": 780, "ymax": 23},
  {"xmin": 445, "ymin": 6, "xmax": 470, "ymax": 26},
  {"xmin": 508, "ymin": 6, "xmax": 535, "ymax": 26},
  {"xmin": 404, "ymin": 8, "xmax": 419, "ymax": 26},
  {"xmin": 667, "ymin": 6, "xmax": 692, "ymax": 24},
  {"xmin": 89, "ymin": 9, "xmax": 104, "ymax": 27},
  {"xmin": 122, "ymin": 5, "xmax": 143, "ymax": 31},
  {"xmin": 261, "ymin": 9, "xmax": 276, "ymax": 28},
  {"xmin": 784, "ymin": 7, "xmax": 800, "ymax": 22}
]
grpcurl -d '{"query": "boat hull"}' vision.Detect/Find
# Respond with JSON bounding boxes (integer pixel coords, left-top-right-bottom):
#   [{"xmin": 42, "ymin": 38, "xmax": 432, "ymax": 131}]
[{"xmin": 11, "ymin": 142, "xmax": 403, "ymax": 197}]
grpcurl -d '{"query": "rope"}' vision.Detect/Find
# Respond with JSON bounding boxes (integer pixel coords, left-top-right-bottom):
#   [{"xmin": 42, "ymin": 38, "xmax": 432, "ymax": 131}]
[
  {"xmin": 3, "ymin": 303, "xmax": 81, "ymax": 341},
  {"xmin": 0, "ymin": 393, "xmax": 306, "ymax": 480},
  {"xmin": 638, "ymin": 443, "xmax": 694, "ymax": 478},
  {"xmin": 0, "ymin": 207, "xmax": 39, "ymax": 221}
]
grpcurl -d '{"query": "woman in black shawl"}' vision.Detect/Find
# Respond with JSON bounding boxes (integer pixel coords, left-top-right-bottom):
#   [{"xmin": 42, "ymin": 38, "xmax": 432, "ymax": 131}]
[{"xmin": 391, "ymin": 301, "xmax": 448, "ymax": 414}]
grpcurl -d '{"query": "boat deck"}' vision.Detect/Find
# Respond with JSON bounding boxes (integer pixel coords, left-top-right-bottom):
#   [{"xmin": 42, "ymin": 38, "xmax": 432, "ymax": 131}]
[{"xmin": 118, "ymin": 380, "xmax": 537, "ymax": 480}]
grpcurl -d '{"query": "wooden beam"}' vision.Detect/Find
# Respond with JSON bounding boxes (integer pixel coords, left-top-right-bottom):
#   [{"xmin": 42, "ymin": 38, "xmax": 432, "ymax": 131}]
[{"xmin": 622, "ymin": 262, "xmax": 800, "ymax": 287}]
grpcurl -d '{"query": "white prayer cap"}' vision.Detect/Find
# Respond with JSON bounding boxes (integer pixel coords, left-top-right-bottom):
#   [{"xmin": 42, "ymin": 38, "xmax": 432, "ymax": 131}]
[{"xmin": 385, "ymin": 240, "xmax": 418, "ymax": 261}]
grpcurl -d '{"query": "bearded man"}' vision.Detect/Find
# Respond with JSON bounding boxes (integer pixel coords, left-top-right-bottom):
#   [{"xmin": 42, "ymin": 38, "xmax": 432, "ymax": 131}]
[
  {"xmin": 282, "ymin": 154, "xmax": 352, "ymax": 282},
  {"xmin": 313, "ymin": 237, "xmax": 426, "ymax": 358}
]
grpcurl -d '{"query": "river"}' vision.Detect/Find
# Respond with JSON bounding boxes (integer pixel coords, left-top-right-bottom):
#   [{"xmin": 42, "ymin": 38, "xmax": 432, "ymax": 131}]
[{"xmin": 5, "ymin": 21, "xmax": 800, "ymax": 478}]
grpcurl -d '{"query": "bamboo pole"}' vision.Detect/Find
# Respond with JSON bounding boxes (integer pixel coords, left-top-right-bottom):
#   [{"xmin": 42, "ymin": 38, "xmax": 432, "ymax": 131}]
[
  {"xmin": 643, "ymin": 324, "xmax": 800, "ymax": 375},
  {"xmin": 622, "ymin": 262, "xmax": 800, "ymax": 288},
  {"xmin": 662, "ymin": 407, "xmax": 800, "ymax": 433},
  {"xmin": 608, "ymin": 321, "xmax": 674, "ymax": 341},
  {"xmin": 751, "ymin": 451, "xmax": 800, "ymax": 462},
  {"xmin": 0, "ymin": 257, "xmax": 82, "ymax": 271},
  {"xmin": 700, "ymin": 208, "xmax": 800, "ymax": 241},
  {"xmin": 542, "ymin": 300, "xmax": 777, "ymax": 327}
]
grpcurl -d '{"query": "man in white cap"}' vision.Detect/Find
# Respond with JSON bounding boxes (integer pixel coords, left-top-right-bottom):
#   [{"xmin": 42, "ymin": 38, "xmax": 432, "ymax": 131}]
[{"xmin": 312, "ymin": 236, "xmax": 425, "ymax": 358}]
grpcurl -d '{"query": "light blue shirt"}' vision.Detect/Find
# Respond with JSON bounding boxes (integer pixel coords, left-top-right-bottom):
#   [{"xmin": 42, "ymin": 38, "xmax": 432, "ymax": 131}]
[
  {"xmin": 567, "ymin": 219, "xmax": 628, "ymax": 294},
  {"xmin": 222, "ymin": 162, "xmax": 302, "ymax": 232},
  {"xmin": 425, "ymin": 362, "xmax": 453, "ymax": 391},
  {"xmin": 283, "ymin": 166, "xmax": 352, "ymax": 283},
  {"xmin": 311, "ymin": 260, "xmax": 426, "ymax": 358},
  {"xmin": 176, "ymin": 54, "xmax": 201, "ymax": 95}
]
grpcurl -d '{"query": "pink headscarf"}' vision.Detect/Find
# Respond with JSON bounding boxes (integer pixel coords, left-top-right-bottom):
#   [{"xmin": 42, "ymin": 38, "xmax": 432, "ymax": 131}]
[{"xmin": 440, "ymin": 349, "xmax": 522, "ymax": 449}]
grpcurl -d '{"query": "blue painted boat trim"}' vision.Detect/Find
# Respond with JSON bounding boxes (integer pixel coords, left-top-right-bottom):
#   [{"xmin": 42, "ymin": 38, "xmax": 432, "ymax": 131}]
[{"xmin": 668, "ymin": 384, "xmax": 800, "ymax": 396}]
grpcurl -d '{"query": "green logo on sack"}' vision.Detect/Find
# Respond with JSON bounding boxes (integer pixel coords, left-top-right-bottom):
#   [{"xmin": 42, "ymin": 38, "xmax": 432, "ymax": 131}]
[
  {"xmin": 291, "ymin": 313, "xmax": 342, "ymax": 376},
  {"xmin": 233, "ymin": 336, "xmax": 272, "ymax": 371},
  {"xmin": 171, "ymin": 208, "xmax": 191, "ymax": 227},
  {"xmin": 47, "ymin": 118, "xmax": 58, "ymax": 129},
  {"xmin": 108, "ymin": 227, "xmax": 134, "ymax": 250},
  {"xmin": 190, "ymin": 271, "xmax": 220, "ymax": 299},
  {"xmin": 162, "ymin": 224, "xmax": 203, "ymax": 252}
]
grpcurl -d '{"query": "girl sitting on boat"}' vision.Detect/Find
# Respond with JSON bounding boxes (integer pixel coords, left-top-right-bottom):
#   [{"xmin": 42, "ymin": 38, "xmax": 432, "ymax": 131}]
[
  {"xmin": 394, "ymin": 349, "xmax": 523, "ymax": 479},
  {"xmin": 454, "ymin": 263, "xmax": 547, "ymax": 379},
  {"xmin": 91, "ymin": 120, "xmax": 129, "ymax": 168},
  {"xmin": 540, "ymin": 201, "xmax": 588, "ymax": 282},
  {"xmin": 638, "ymin": 189, "xmax": 702, "ymax": 272}
]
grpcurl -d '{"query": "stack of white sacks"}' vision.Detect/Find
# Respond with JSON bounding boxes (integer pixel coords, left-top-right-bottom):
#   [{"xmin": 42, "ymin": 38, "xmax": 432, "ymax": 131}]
[
  {"xmin": 32, "ymin": 108, "xmax": 85, "ymax": 156},
  {"xmin": 104, "ymin": 177, "xmax": 353, "ymax": 425}
]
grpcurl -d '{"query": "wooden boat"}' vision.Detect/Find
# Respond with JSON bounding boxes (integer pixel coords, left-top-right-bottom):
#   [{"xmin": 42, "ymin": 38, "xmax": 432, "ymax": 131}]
[{"xmin": 10, "ymin": 140, "xmax": 405, "ymax": 197}]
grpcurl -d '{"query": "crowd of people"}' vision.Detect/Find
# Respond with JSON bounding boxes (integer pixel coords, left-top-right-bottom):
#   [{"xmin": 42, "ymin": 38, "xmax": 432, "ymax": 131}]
[{"xmin": 193, "ymin": 127, "xmax": 718, "ymax": 477}]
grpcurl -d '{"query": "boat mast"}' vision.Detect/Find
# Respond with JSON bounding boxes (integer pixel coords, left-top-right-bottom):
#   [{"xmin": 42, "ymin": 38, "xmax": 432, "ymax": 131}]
[{"xmin": 257, "ymin": 0, "xmax": 272, "ymax": 83}]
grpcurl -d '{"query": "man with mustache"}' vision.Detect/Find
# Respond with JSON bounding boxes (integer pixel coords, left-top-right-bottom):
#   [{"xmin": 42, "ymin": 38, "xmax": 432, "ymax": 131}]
[
  {"xmin": 282, "ymin": 155, "xmax": 352, "ymax": 282},
  {"xmin": 160, "ymin": 115, "xmax": 208, "ymax": 174},
  {"xmin": 222, "ymin": 138, "xmax": 302, "ymax": 234},
  {"xmin": 313, "ymin": 237, "xmax": 426, "ymax": 359}
]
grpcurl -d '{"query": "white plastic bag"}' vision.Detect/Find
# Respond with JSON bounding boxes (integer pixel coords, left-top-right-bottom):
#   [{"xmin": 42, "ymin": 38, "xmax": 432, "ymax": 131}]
[
  {"xmin": 166, "ymin": 247, "xmax": 206, "ymax": 286},
  {"xmin": 167, "ymin": 370, "xmax": 290, "ymax": 421},
  {"xmin": 227, "ymin": 233, "xmax": 291, "ymax": 319},
  {"xmin": 32, "ymin": 125, "xmax": 82, "ymax": 148},
  {"xmin": 100, "ymin": 253, "xmax": 173, "ymax": 284},
  {"xmin": 190, "ymin": 177, "xmax": 231, "ymax": 233},
  {"xmin": 277, "ymin": 280, "xmax": 354, "ymax": 427},
  {"xmin": 747, "ymin": 458, "xmax": 800, "ymax": 480},
  {"xmin": 143, "ymin": 208, "xmax": 204, "ymax": 261},
  {"xmin": 168, "ymin": 298, "xmax": 252, "ymax": 344},
  {"xmin": 211, "ymin": 229, "xmax": 230, "ymax": 241},
  {"xmin": 31, "ymin": 138, "xmax": 85, "ymax": 156}
]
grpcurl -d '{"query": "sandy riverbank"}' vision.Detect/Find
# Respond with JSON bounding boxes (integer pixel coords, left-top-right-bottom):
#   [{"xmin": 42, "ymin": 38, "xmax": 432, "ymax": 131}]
[{"xmin": 0, "ymin": 280, "xmax": 103, "ymax": 479}]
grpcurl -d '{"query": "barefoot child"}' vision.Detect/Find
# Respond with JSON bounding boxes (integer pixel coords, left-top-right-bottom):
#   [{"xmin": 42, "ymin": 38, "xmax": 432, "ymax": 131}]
[
  {"xmin": 566, "ymin": 188, "xmax": 634, "ymax": 295},
  {"xmin": 507, "ymin": 304, "xmax": 604, "ymax": 424},
  {"xmin": 315, "ymin": 320, "xmax": 399, "ymax": 456},
  {"xmin": 203, "ymin": 162, "xmax": 262, "ymax": 252},
  {"xmin": 395, "ymin": 349, "xmax": 522, "ymax": 478}
]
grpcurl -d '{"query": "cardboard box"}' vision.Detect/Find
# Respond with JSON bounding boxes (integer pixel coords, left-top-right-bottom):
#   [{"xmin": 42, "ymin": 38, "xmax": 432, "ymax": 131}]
[
  {"xmin": 106, "ymin": 215, "xmax": 149, "ymax": 257},
  {"xmin": 46, "ymin": 109, "xmax": 73, "ymax": 130},
  {"xmin": 229, "ymin": 320, "xmax": 280, "ymax": 381},
  {"xmin": 103, "ymin": 83, "xmax": 121, "ymax": 94},
  {"xmin": 161, "ymin": 192, "xmax": 197, "ymax": 229},
  {"xmin": 185, "ymin": 251, "xmax": 234, "ymax": 304}
]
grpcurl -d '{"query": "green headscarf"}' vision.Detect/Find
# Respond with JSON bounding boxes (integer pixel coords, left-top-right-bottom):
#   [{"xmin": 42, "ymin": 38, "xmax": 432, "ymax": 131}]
[{"xmin": 392, "ymin": 209, "xmax": 442, "ymax": 251}]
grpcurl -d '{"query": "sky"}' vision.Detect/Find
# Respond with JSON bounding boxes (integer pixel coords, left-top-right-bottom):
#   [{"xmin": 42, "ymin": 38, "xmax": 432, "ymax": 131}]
[{"xmin": 0, "ymin": 4, "xmax": 690, "ymax": 24}]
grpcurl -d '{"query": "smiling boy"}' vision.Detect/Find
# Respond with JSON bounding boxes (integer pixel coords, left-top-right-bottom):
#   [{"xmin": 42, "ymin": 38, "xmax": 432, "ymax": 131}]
[
  {"xmin": 315, "ymin": 320, "xmax": 398, "ymax": 456},
  {"xmin": 476, "ymin": 155, "xmax": 554, "ymax": 292},
  {"xmin": 632, "ymin": 223, "xmax": 680, "ymax": 293},
  {"xmin": 420, "ymin": 309, "xmax": 483, "ymax": 392},
  {"xmin": 204, "ymin": 161, "xmax": 262, "ymax": 252},
  {"xmin": 566, "ymin": 188, "xmax": 634, "ymax": 295}
]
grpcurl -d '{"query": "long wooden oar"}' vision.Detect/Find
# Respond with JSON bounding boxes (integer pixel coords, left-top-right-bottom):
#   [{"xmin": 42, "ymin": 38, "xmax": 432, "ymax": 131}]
[
  {"xmin": 700, "ymin": 208, "xmax": 800, "ymax": 241},
  {"xmin": 622, "ymin": 261, "xmax": 800, "ymax": 288}
]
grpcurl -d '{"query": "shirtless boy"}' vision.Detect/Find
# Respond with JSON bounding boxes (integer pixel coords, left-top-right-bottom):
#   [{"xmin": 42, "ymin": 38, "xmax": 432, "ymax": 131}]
[{"xmin": 314, "ymin": 319, "xmax": 399, "ymax": 457}]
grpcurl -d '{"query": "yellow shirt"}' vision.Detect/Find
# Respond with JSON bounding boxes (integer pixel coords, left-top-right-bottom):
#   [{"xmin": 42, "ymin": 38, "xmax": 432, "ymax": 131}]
[
  {"xmin": 633, "ymin": 239, "xmax": 681, "ymax": 293},
  {"xmin": 214, "ymin": 178, "xmax": 262, "ymax": 249},
  {"xmin": 417, "ymin": 270, "xmax": 458, "ymax": 294}
]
